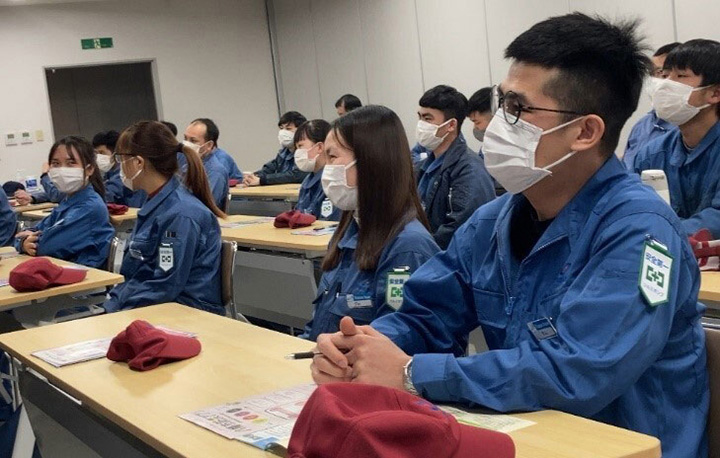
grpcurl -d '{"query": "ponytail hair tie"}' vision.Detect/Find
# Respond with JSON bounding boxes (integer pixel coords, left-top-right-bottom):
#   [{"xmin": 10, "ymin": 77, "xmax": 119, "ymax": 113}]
[{"xmin": 177, "ymin": 143, "xmax": 185, "ymax": 153}]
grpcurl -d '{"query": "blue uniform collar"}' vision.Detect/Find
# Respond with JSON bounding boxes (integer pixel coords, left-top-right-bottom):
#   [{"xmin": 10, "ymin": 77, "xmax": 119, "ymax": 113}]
[
  {"xmin": 302, "ymin": 170, "xmax": 322, "ymax": 190},
  {"xmin": 669, "ymin": 121, "xmax": 720, "ymax": 167},
  {"xmin": 494, "ymin": 155, "xmax": 628, "ymax": 259},
  {"xmin": 337, "ymin": 219, "xmax": 359, "ymax": 250},
  {"xmin": 280, "ymin": 147, "xmax": 293, "ymax": 160},
  {"xmin": 138, "ymin": 175, "xmax": 181, "ymax": 217},
  {"xmin": 60, "ymin": 184, "xmax": 95, "ymax": 208}
]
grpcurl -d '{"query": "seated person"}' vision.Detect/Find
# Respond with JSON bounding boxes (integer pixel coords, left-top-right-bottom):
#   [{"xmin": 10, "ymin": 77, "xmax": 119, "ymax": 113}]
[
  {"xmin": 104, "ymin": 121, "xmax": 225, "ymax": 315},
  {"xmin": 244, "ymin": 111, "xmax": 309, "ymax": 186},
  {"xmin": 182, "ymin": 118, "xmax": 230, "ymax": 211},
  {"xmin": 294, "ymin": 119, "xmax": 342, "ymax": 221},
  {"xmin": 94, "ymin": 130, "xmax": 147, "ymax": 208},
  {"xmin": 301, "ymin": 105, "xmax": 439, "ymax": 341},
  {"xmin": 15, "ymin": 136, "xmax": 114, "ymax": 268},
  {"xmin": 633, "ymin": 39, "xmax": 720, "ymax": 236},
  {"xmin": 310, "ymin": 14, "xmax": 708, "ymax": 458},
  {"xmin": 179, "ymin": 118, "xmax": 242, "ymax": 180},
  {"xmin": 335, "ymin": 94, "xmax": 362, "ymax": 116},
  {"xmin": 161, "ymin": 121, "xmax": 178, "ymax": 136},
  {"xmin": 0, "ymin": 191, "xmax": 16, "ymax": 246},
  {"xmin": 414, "ymin": 85, "xmax": 495, "ymax": 249},
  {"xmin": 467, "ymin": 86, "xmax": 493, "ymax": 153},
  {"xmin": 622, "ymin": 42, "xmax": 680, "ymax": 168}
]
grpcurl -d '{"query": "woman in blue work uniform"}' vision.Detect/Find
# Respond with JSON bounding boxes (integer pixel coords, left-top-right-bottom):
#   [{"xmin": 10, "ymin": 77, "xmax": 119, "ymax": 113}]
[
  {"xmin": 301, "ymin": 106, "xmax": 440, "ymax": 341},
  {"xmin": 103, "ymin": 121, "xmax": 226, "ymax": 315},
  {"xmin": 293, "ymin": 119, "xmax": 341, "ymax": 221},
  {"xmin": 14, "ymin": 136, "xmax": 114, "ymax": 268},
  {"xmin": 93, "ymin": 130, "xmax": 147, "ymax": 208}
]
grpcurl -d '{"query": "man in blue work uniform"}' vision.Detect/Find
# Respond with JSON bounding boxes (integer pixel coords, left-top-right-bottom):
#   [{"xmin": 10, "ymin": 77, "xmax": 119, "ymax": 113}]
[
  {"xmin": 633, "ymin": 39, "xmax": 720, "ymax": 237},
  {"xmin": 0, "ymin": 191, "xmax": 16, "ymax": 246},
  {"xmin": 622, "ymin": 42, "xmax": 680, "ymax": 168},
  {"xmin": 182, "ymin": 118, "xmax": 230, "ymax": 210},
  {"xmin": 414, "ymin": 85, "xmax": 495, "ymax": 249},
  {"xmin": 310, "ymin": 14, "xmax": 708, "ymax": 458},
  {"xmin": 244, "ymin": 111, "xmax": 309, "ymax": 186}
]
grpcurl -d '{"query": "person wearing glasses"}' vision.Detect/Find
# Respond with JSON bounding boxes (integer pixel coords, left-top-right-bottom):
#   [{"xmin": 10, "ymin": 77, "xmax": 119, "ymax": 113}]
[
  {"xmin": 621, "ymin": 42, "xmax": 680, "ymax": 168},
  {"xmin": 309, "ymin": 14, "xmax": 708, "ymax": 458}
]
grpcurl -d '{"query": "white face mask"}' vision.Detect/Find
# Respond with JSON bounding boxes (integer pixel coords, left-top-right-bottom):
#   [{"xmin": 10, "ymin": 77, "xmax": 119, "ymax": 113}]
[
  {"xmin": 95, "ymin": 154, "xmax": 113, "ymax": 174},
  {"xmin": 278, "ymin": 129, "xmax": 295, "ymax": 149},
  {"xmin": 48, "ymin": 167, "xmax": 86, "ymax": 194},
  {"xmin": 416, "ymin": 119, "xmax": 451, "ymax": 151},
  {"xmin": 483, "ymin": 109, "xmax": 583, "ymax": 194},
  {"xmin": 294, "ymin": 144, "xmax": 318, "ymax": 172},
  {"xmin": 321, "ymin": 160, "xmax": 357, "ymax": 211},
  {"xmin": 182, "ymin": 140, "xmax": 210, "ymax": 157},
  {"xmin": 652, "ymin": 78, "xmax": 711, "ymax": 126},
  {"xmin": 120, "ymin": 158, "xmax": 143, "ymax": 191},
  {"xmin": 473, "ymin": 128, "xmax": 486, "ymax": 143}
]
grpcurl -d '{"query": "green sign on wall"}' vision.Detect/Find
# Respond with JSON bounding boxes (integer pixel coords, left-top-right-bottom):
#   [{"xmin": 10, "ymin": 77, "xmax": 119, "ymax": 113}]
[{"xmin": 81, "ymin": 37, "xmax": 113, "ymax": 50}]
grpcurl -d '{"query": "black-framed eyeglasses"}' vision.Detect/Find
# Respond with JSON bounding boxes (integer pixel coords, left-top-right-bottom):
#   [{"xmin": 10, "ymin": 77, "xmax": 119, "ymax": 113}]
[{"xmin": 491, "ymin": 85, "xmax": 586, "ymax": 125}]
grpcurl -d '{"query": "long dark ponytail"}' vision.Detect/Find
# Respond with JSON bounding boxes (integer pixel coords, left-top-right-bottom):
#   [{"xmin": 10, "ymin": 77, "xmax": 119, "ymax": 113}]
[{"xmin": 116, "ymin": 121, "xmax": 226, "ymax": 218}]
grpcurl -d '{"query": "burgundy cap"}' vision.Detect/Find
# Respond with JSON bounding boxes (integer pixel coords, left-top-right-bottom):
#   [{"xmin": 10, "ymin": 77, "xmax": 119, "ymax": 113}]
[
  {"xmin": 9, "ymin": 257, "xmax": 87, "ymax": 292},
  {"xmin": 274, "ymin": 210, "xmax": 317, "ymax": 229},
  {"xmin": 288, "ymin": 383, "xmax": 515, "ymax": 458},
  {"xmin": 106, "ymin": 203, "xmax": 129, "ymax": 215},
  {"xmin": 107, "ymin": 320, "xmax": 201, "ymax": 371}
]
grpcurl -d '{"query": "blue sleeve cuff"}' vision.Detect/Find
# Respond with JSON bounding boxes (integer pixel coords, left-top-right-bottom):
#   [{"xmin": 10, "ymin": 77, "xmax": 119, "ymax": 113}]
[{"xmin": 411, "ymin": 353, "xmax": 456, "ymax": 402}]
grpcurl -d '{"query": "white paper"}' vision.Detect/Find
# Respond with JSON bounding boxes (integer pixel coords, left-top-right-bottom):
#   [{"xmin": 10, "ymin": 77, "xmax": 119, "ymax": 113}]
[
  {"xmin": 220, "ymin": 217, "xmax": 274, "ymax": 229},
  {"xmin": 0, "ymin": 278, "xmax": 9, "ymax": 288},
  {"xmin": 290, "ymin": 226, "xmax": 337, "ymax": 236},
  {"xmin": 439, "ymin": 405, "xmax": 536, "ymax": 433},
  {"xmin": 180, "ymin": 384, "xmax": 317, "ymax": 450},
  {"xmin": 32, "ymin": 338, "xmax": 112, "ymax": 368}
]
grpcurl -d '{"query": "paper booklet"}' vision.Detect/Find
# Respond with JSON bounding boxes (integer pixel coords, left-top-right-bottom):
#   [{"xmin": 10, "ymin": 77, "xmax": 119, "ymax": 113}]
[
  {"xmin": 180, "ymin": 384, "xmax": 536, "ymax": 453},
  {"xmin": 220, "ymin": 217, "xmax": 274, "ymax": 229}
]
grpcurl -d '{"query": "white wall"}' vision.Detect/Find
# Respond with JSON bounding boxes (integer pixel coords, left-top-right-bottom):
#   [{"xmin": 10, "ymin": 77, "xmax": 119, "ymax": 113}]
[
  {"xmin": 0, "ymin": 0, "xmax": 279, "ymax": 184},
  {"xmin": 269, "ymin": 0, "xmax": 719, "ymax": 156}
]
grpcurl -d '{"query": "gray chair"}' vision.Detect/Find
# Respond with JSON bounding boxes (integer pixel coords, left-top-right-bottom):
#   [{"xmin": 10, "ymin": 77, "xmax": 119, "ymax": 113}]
[
  {"xmin": 106, "ymin": 237, "xmax": 122, "ymax": 273},
  {"xmin": 704, "ymin": 318, "xmax": 720, "ymax": 458},
  {"xmin": 221, "ymin": 240, "xmax": 250, "ymax": 323}
]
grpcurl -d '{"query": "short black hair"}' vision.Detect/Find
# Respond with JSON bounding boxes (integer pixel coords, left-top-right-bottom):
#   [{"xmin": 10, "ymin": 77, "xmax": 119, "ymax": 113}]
[
  {"xmin": 92, "ymin": 130, "xmax": 120, "ymax": 151},
  {"xmin": 468, "ymin": 87, "xmax": 493, "ymax": 115},
  {"xmin": 419, "ymin": 85, "xmax": 468, "ymax": 130},
  {"xmin": 335, "ymin": 94, "xmax": 362, "ymax": 112},
  {"xmin": 664, "ymin": 39, "xmax": 720, "ymax": 86},
  {"xmin": 505, "ymin": 13, "xmax": 651, "ymax": 155},
  {"xmin": 191, "ymin": 118, "xmax": 220, "ymax": 147},
  {"xmin": 293, "ymin": 119, "xmax": 331, "ymax": 146},
  {"xmin": 161, "ymin": 121, "xmax": 178, "ymax": 136},
  {"xmin": 654, "ymin": 42, "xmax": 681, "ymax": 57},
  {"xmin": 278, "ymin": 111, "xmax": 307, "ymax": 128}
]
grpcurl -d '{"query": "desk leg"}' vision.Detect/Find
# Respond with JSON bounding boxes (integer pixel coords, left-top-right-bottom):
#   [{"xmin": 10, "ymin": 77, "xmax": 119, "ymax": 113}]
[{"xmin": 19, "ymin": 370, "xmax": 161, "ymax": 458}]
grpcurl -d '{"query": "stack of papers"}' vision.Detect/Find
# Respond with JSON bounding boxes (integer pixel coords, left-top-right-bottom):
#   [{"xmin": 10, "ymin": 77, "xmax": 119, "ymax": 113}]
[
  {"xmin": 32, "ymin": 338, "xmax": 113, "ymax": 367},
  {"xmin": 220, "ymin": 217, "xmax": 274, "ymax": 229},
  {"xmin": 290, "ymin": 226, "xmax": 337, "ymax": 236}
]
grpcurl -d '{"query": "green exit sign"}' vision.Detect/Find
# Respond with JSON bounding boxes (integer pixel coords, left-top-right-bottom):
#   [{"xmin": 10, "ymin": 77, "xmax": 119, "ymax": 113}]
[{"xmin": 81, "ymin": 37, "xmax": 113, "ymax": 50}]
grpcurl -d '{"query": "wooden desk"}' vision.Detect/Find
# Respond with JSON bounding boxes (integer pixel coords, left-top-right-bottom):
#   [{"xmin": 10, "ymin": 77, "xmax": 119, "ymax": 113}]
[
  {"xmin": 0, "ymin": 303, "xmax": 660, "ymax": 458},
  {"xmin": 220, "ymin": 215, "xmax": 335, "ymax": 328},
  {"xmin": 220, "ymin": 214, "xmax": 334, "ymax": 257},
  {"xmin": 700, "ymin": 272, "xmax": 720, "ymax": 317},
  {"xmin": 21, "ymin": 207, "xmax": 139, "ymax": 229},
  {"xmin": 0, "ymin": 251, "xmax": 123, "ymax": 325},
  {"xmin": 229, "ymin": 184, "xmax": 301, "ymax": 199},
  {"xmin": 228, "ymin": 184, "xmax": 301, "ymax": 216},
  {"xmin": 12, "ymin": 202, "xmax": 56, "ymax": 214}
]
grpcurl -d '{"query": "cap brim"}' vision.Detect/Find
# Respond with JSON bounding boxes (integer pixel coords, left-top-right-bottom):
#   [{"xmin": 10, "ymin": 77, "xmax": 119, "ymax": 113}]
[
  {"xmin": 51, "ymin": 266, "xmax": 88, "ymax": 286},
  {"xmin": 455, "ymin": 424, "xmax": 515, "ymax": 458}
]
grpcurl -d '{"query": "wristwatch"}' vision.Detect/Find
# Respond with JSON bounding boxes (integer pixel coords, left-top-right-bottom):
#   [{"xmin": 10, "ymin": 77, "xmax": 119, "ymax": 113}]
[{"xmin": 403, "ymin": 358, "xmax": 419, "ymax": 396}]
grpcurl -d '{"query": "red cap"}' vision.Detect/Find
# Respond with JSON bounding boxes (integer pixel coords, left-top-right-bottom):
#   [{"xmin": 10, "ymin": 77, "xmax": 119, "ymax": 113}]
[
  {"xmin": 106, "ymin": 203, "xmax": 129, "ymax": 215},
  {"xmin": 274, "ymin": 210, "xmax": 317, "ymax": 229},
  {"xmin": 228, "ymin": 178, "xmax": 241, "ymax": 188},
  {"xmin": 9, "ymin": 257, "xmax": 87, "ymax": 292},
  {"xmin": 106, "ymin": 320, "xmax": 201, "ymax": 371},
  {"xmin": 288, "ymin": 383, "xmax": 515, "ymax": 458}
]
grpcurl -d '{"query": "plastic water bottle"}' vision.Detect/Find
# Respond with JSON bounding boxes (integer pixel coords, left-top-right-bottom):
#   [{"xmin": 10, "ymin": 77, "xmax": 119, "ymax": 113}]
[{"xmin": 641, "ymin": 170, "xmax": 671, "ymax": 205}]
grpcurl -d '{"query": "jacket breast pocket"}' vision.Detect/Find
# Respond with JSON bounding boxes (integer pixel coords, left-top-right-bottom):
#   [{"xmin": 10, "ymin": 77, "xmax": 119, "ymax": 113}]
[
  {"xmin": 329, "ymin": 294, "xmax": 376, "ymax": 326},
  {"xmin": 472, "ymin": 288, "xmax": 509, "ymax": 330},
  {"xmin": 127, "ymin": 237, "xmax": 157, "ymax": 263}
]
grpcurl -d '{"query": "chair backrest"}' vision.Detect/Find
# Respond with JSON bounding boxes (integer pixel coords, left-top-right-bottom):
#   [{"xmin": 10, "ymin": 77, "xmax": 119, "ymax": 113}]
[
  {"xmin": 221, "ymin": 240, "xmax": 250, "ymax": 323},
  {"xmin": 106, "ymin": 237, "xmax": 120, "ymax": 272},
  {"xmin": 225, "ymin": 193, "xmax": 232, "ymax": 214},
  {"xmin": 705, "ymin": 320, "xmax": 720, "ymax": 458},
  {"xmin": 15, "ymin": 220, "xmax": 26, "ymax": 235}
]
